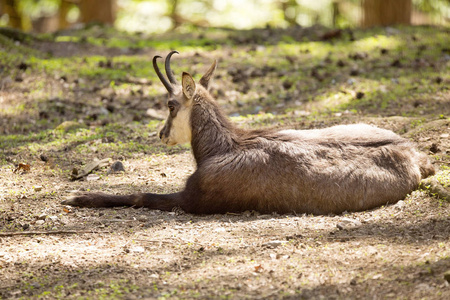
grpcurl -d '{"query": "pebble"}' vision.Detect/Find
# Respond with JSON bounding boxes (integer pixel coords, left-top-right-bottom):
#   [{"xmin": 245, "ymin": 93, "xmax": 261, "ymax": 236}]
[
  {"xmin": 86, "ymin": 174, "xmax": 100, "ymax": 181},
  {"xmin": 35, "ymin": 220, "xmax": 45, "ymax": 225},
  {"xmin": 372, "ymin": 274, "xmax": 382, "ymax": 280},
  {"xmin": 263, "ymin": 240, "xmax": 288, "ymax": 248},
  {"xmin": 337, "ymin": 218, "xmax": 362, "ymax": 230},
  {"xmin": 49, "ymin": 216, "xmax": 58, "ymax": 222},
  {"xmin": 394, "ymin": 200, "xmax": 405, "ymax": 210},
  {"xmin": 33, "ymin": 186, "xmax": 43, "ymax": 192},
  {"xmin": 137, "ymin": 215, "xmax": 148, "ymax": 222},
  {"xmin": 129, "ymin": 246, "xmax": 145, "ymax": 253}
]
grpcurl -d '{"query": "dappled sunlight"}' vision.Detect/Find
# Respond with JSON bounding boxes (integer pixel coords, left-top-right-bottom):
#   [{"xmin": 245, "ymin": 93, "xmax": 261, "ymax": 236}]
[
  {"xmin": 0, "ymin": 103, "xmax": 26, "ymax": 117},
  {"xmin": 1, "ymin": 22, "xmax": 449, "ymax": 299},
  {"xmin": 353, "ymin": 34, "xmax": 404, "ymax": 52},
  {"xmin": 1, "ymin": 206, "xmax": 449, "ymax": 298}
]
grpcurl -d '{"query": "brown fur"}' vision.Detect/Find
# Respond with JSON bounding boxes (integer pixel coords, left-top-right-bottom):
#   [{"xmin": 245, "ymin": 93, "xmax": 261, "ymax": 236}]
[{"xmin": 62, "ymin": 52, "xmax": 435, "ymax": 214}]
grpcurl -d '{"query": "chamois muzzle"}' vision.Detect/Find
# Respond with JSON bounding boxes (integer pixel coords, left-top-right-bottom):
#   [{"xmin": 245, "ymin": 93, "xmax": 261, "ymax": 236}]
[{"xmin": 152, "ymin": 50, "xmax": 179, "ymax": 94}]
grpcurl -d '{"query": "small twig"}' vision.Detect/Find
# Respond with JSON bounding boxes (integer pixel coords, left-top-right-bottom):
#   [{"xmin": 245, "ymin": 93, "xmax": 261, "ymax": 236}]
[
  {"xmin": 134, "ymin": 238, "xmax": 172, "ymax": 244},
  {"xmin": 100, "ymin": 219, "xmax": 136, "ymax": 222},
  {"xmin": 0, "ymin": 230, "xmax": 110, "ymax": 237}
]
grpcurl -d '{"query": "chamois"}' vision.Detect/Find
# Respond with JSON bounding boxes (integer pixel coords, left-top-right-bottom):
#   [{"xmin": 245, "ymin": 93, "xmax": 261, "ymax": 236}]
[{"xmin": 62, "ymin": 51, "xmax": 435, "ymax": 215}]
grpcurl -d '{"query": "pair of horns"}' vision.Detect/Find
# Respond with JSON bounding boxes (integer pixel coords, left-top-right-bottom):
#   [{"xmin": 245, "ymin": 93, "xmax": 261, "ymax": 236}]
[{"xmin": 153, "ymin": 50, "xmax": 179, "ymax": 94}]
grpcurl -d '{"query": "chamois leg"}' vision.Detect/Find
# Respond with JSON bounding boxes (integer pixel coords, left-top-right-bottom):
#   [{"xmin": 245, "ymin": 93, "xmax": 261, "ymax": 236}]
[{"xmin": 61, "ymin": 192, "xmax": 184, "ymax": 211}]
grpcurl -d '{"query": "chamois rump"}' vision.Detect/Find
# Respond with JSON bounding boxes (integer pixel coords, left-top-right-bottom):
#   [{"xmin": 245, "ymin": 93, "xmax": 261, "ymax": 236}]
[{"xmin": 62, "ymin": 51, "xmax": 435, "ymax": 215}]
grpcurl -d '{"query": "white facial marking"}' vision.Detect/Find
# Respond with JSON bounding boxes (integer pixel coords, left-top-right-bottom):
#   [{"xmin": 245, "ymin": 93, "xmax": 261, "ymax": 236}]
[{"xmin": 167, "ymin": 106, "xmax": 192, "ymax": 146}]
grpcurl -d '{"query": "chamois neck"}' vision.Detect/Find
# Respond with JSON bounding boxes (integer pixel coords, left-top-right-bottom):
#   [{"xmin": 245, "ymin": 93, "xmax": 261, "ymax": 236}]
[{"xmin": 190, "ymin": 97, "xmax": 239, "ymax": 164}]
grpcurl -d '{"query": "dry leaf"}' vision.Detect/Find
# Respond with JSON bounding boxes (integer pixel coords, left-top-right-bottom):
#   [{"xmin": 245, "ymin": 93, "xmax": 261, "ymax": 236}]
[
  {"xmin": 14, "ymin": 163, "xmax": 30, "ymax": 173},
  {"xmin": 254, "ymin": 264, "xmax": 264, "ymax": 272}
]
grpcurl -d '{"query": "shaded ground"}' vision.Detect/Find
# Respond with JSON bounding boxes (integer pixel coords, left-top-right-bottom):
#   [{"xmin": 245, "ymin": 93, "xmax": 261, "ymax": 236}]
[{"xmin": 0, "ymin": 25, "xmax": 449, "ymax": 299}]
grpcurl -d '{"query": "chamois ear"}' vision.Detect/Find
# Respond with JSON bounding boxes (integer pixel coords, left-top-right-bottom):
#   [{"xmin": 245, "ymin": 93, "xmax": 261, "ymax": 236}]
[
  {"xmin": 199, "ymin": 60, "xmax": 217, "ymax": 89},
  {"xmin": 182, "ymin": 72, "xmax": 196, "ymax": 100}
]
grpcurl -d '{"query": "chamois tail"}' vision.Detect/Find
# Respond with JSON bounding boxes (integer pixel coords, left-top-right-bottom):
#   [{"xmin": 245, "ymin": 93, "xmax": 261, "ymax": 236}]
[{"xmin": 62, "ymin": 192, "xmax": 184, "ymax": 211}]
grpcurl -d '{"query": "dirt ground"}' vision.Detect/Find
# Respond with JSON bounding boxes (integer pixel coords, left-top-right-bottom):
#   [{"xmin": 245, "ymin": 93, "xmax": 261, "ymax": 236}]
[{"xmin": 1, "ymin": 25, "xmax": 450, "ymax": 299}]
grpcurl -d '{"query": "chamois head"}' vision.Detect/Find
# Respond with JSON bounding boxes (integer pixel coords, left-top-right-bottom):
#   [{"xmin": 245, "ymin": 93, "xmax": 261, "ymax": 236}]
[{"xmin": 153, "ymin": 51, "xmax": 217, "ymax": 146}]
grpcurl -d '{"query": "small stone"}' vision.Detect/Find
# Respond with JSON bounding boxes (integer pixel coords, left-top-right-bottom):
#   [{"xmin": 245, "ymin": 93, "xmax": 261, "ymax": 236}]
[
  {"xmin": 33, "ymin": 185, "xmax": 43, "ymax": 192},
  {"xmin": 49, "ymin": 216, "xmax": 58, "ymax": 222},
  {"xmin": 137, "ymin": 215, "xmax": 148, "ymax": 222},
  {"xmin": 394, "ymin": 200, "xmax": 405, "ymax": 210},
  {"xmin": 337, "ymin": 223, "xmax": 345, "ymax": 230},
  {"xmin": 337, "ymin": 218, "xmax": 362, "ymax": 230},
  {"xmin": 35, "ymin": 220, "xmax": 45, "ymax": 225},
  {"xmin": 86, "ymin": 174, "xmax": 100, "ymax": 181},
  {"xmin": 262, "ymin": 240, "xmax": 287, "ymax": 248},
  {"xmin": 37, "ymin": 213, "xmax": 47, "ymax": 220},
  {"xmin": 129, "ymin": 246, "xmax": 145, "ymax": 253}
]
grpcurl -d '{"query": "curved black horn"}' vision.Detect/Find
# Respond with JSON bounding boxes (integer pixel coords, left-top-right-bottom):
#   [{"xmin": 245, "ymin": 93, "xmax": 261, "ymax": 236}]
[
  {"xmin": 153, "ymin": 55, "xmax": 173, "ymax": 94},
  {"xmin": 165, "ymin": 50, "xmax": 179, "ymax": 84}
]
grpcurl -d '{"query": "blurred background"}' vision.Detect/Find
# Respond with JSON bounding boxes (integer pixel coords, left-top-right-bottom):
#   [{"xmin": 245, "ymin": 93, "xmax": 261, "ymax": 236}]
[{"xmin": 0, "ymin": 0, "xmax": 449, "ymax": 34}]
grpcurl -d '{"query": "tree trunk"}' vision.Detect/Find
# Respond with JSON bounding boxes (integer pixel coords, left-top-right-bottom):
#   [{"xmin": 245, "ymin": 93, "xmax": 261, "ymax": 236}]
[
  {"xmin": 59, "ymin": 0, "xmax": 72, "ymax": 29},
  {"xmin": 79, "ymin": 0, "xmax": 117, "ymax": 25},
  {"xmin": 362, "ymin": 0, "xmax": 411, "ymax": 28},
  {"xmin": 2, "ymin": 0, "xmax": 22, "ymax": 29}
]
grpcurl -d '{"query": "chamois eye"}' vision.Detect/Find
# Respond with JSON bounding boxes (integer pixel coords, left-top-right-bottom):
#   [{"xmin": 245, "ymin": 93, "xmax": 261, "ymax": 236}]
[{"xmin": 168, "ymin": 105, "xmax": 175, "ymax": 112}]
